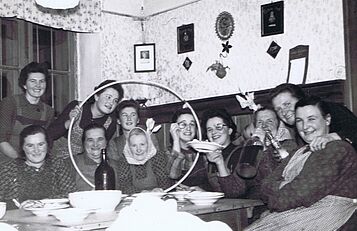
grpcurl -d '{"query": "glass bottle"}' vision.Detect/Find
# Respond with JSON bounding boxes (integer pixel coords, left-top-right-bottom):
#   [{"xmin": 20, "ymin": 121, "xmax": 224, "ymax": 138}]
[
  {"xmin": 265, "ymin": 130, "xmax": 289, "ymax": 161},
  {"xmin": 95, "ymin": 149, "xmax": 116, "ymax": 190},
  {"xmin": 236, "ymin": 136, "xmax": 263, "ymax": 178}
]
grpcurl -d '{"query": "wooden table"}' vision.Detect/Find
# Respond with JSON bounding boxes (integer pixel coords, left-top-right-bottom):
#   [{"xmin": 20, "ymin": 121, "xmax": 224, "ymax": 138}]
[{"xmin": 1, "ymin": 198, "xmax": 264, "ymax": 231}]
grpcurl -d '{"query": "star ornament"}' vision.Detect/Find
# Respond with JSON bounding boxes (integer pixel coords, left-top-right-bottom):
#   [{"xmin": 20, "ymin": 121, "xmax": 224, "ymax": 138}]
[{"xmin": 222, "ymin": 41, "xmax": 232, "ymax": 53}]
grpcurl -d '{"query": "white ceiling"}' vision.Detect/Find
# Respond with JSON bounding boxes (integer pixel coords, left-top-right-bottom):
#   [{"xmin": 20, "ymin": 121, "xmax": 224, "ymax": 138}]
[{"xmin": 102, "ymin": 0, "xmax": 199, "ymax": 17}]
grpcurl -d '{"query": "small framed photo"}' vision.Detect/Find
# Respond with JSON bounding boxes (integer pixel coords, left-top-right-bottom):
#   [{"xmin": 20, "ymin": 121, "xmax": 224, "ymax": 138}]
[
  {"xmin": 134, "ymin": 43, "xmax": 156, "ymax": 72},
  {"xmin": 177, "ymin": 23, "xmax": 194, "ymax": 54},
  {"xmin": 261, "ymin": 1, "xmax": 284, "ymax": 37}
]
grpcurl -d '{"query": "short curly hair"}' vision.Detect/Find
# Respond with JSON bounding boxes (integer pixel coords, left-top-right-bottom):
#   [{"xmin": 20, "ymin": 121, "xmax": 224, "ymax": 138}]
[
  {"xmin": 18, "ymin": 62, "xmax": 49, "ymax": 92},
  {"xmin": 201, "ymin": 108, "xmax": 237, "ymax": 140}
]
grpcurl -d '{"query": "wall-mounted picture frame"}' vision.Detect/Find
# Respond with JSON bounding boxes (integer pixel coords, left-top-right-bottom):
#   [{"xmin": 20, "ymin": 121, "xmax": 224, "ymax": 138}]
[
  {"xmin": 177, "ymin": 23, "xmax": 194, "ymax": 54},
  {"xmin": 261, "ymin": 1, "xmax": 284, "ymax": 37},
  {"xmin": 134, "ymin": 43, "xmax": 156, "ymax": 72}
]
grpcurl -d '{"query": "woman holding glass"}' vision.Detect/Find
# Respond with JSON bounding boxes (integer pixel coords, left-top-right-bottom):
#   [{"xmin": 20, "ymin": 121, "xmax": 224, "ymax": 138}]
[{"xmin": 245, "ymin": 96, "xmax": 357, "ymax": 231}]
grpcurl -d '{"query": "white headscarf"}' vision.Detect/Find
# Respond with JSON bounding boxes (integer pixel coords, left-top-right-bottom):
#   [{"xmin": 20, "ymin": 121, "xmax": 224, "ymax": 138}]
[{"xmin": 123, "ymin": 127, "xmax": 157, "ymax": 165}]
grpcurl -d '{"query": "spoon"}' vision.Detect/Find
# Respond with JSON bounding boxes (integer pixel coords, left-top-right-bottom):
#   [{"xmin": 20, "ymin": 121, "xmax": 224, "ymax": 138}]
[{"xmin": 12, "ymin": 199, "xmax": 21, "ymax": 208}]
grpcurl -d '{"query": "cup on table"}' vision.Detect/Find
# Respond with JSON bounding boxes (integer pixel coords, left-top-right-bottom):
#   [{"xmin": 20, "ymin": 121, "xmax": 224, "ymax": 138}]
[{"xmin": 0, "ymin": 202, "xmax": 6, "ymax": 219}]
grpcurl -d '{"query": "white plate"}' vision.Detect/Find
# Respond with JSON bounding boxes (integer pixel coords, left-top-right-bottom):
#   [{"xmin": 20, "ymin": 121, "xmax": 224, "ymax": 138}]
[
  {"xmin": 24, "ymin": 203, "xmax": 70, "ymax": 216},
  {"xmin": 49, "ymin": 208, "xmax": 94, "ymax": 224},
  {"xmin": 132, "ymin": 192, "xmax": 166, "ymax": 198},
  {"xmin": 185, "ymin": 191, "xmax": 224, "ymax": 199},
  {"xmin": 168, "ymin": 191, "xmax": 191, "ymax": 201},
  {"xmin": 187, "ymin": 140, "xmax": 223, "ymax": 153},
  {"xmin": 187, "ymin": 198, "xmax": 221, "ymax": 206},
  {"xmin": 40, "ymin": 198, "xmax": 69, "ymax": 204}
]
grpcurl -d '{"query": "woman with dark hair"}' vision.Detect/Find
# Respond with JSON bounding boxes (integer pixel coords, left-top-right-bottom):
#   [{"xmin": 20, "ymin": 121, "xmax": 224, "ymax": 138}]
[
  {"xmin": 245, "ymin": 96, "xmax": 357, "ymax": 231},
  {"xmin": 0, "ymin": 62, "xmax": 54, "ymax": 161},
  {"xmin": 107, "ymin": 99, "xmax": 159, "ymax": 161},
  {"xmin": 0, "ymin": 125, "xmax": 76, "ymax": 210},
  {"xmin": 166, "ymin": 108, "xmax": 211, "ymax": 191},
  {"xmin": 270, "ymin": 83, "xmax": 357, "ymax": 151},
  {"xmin": 201, "ymin": 108, "xmax": 245, "ymax": 197},
  {"xmin": 48, "ymin": 80, "xmax": 124, "ymax": 159}
]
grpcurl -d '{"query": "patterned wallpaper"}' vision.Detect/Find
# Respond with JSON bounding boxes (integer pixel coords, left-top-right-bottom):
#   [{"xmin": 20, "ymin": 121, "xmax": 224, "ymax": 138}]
[{"xmin": 90, "ymin": 0, "xmax": 345, "ymax": 105}]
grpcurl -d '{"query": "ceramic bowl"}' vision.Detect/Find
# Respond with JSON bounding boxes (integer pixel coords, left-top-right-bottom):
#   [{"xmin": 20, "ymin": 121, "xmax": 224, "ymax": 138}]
[
  {"xmin": 187, "ymin": 139, "xmax": 223, "ymax": 153},
  {"xmin": 50, "ymin": 208, "xmax": 92, "ymax": 224},
  {"xmin": 168, "ymin": 191, "xmax": 191, "ymax": 202},
  {"xmin": 0, "ymin": 202, "xmax": 6, "ymax": 219},
  {"xmin": 69, "ymin": 190, "xmax": 122, "ymax": 212}
]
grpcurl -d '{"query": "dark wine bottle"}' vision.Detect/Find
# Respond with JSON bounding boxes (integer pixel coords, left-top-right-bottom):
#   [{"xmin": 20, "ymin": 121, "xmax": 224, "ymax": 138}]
[
  {"xmin": 265, "ymin": 130, "xmax": 289, "ymax": 161},
  {"xmin": 95, "ymin": 149, "xmax": 115, "ymax": 190}
]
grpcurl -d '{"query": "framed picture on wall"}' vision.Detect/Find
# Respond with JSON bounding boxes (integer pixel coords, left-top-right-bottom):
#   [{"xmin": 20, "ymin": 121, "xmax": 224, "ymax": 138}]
[
  {"xmin": 134, "ymin": 43, "xmax": 156, "ymax": 72},
  {"xmin": 261, "ymin": 1, "xmax": 284, "ymax": 37},
  {"xmin": 177, "ymin": 23, "xmax": 194, "ymax": 54}
]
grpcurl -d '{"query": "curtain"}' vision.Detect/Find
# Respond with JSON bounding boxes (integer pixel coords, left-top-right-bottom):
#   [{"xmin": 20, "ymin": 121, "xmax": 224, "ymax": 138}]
[{"xmin": 0, "ymin": 0, "xmax": 101, "ymax": 32}]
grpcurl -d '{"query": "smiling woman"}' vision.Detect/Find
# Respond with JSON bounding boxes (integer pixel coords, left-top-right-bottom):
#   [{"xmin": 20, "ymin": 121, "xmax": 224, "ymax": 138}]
[
  {"xmin": 48, "ymin": 80, "xmax": 124, "ymax": 159},
  {"xmin": 0, "ymin": 125, "xmax": 76, "ymax": 210},
  {"xmin": 0, "ymin": 62, "xmax": 54, "ymax": 162}
]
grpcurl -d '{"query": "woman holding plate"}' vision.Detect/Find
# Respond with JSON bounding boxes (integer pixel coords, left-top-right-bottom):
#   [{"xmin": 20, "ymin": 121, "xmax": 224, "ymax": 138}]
[{"xmin": 201, "ymin": 108, "xmax": 246, "ymax": 197}]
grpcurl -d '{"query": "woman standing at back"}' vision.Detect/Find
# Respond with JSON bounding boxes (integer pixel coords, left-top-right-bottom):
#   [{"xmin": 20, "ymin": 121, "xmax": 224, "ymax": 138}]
[{"xmin": 0, "ymin": 62, "xmax": 54, "ymax": 162}]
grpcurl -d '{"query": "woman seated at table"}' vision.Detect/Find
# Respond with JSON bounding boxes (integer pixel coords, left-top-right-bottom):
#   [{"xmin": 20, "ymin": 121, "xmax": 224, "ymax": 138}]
[
  {"xmin": 0, "ymin": 125, "xmax": 76, "ymax": 209},
  {"xmin": 115, "ymin": 127, "xmax": 173, "ymax": 194},
  {"xmin": 201, "ymin": 108, "xmax": 246, "ymax": 197},
  {"xmin": 245, "ymin": 96, "xmax": 357, "ymax": 231},
  {"xmin": 0, "ymin": 62, "xmax": 54, "ymax": 162},
  {"xmin": 48, "ymin": 80, "xmax": 123, "ymax": 159},
  {"xmin": 107, "ymin": 99, "xmax": 159, "ymax": 161},
  {"xmin": 167, "ymin": 108, "xmax": 211, "ymax": 191}
]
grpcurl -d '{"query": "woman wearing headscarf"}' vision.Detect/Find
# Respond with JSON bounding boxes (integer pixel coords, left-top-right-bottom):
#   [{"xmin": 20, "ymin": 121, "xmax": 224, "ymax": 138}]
[{"xmin": 115, "ymin": 127, "xmax": 172, "ymax": 194}]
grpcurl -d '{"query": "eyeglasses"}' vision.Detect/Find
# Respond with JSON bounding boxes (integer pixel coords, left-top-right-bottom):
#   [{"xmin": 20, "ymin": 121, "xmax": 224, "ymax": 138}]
[
  {"xmin": 206, "ymin": 123, "xmax": 227, "ymax": 134},
  {"xmin": 177, "ymin": 121, "xmax": 196, "ymax": 130}
]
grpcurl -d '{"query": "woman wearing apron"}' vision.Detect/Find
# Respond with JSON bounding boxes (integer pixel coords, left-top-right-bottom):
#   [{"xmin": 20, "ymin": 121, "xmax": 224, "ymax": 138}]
[
  {"xmin": 0, "ymin": 62, "xmax": 54, "ymax": 162},
  {"xmin": 116, "ymin": 127, "xmax": 173, "ymax": 194},
  {"xmin": 48, "ymin": 80, "xmax": 124, "ymax": 159}
]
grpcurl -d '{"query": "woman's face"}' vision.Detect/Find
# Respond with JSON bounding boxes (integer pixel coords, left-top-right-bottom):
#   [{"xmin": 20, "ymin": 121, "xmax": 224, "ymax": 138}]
[
  {"xmin": 84, "ymin": 128, "xmax": 107, "ymax": 163},
  {"xmin": 176, "ymin": 114, "xmax": 196, "ymax": 142},
  {"xmin": 272, "ymin": 91, "xmax": 299, "ymax": 126},
  {"xmin": 295, "ymin": 105, "xmax": 330, "ymax": 144},
  {"xmin": 94, "ymin": 88, "xmax": 120, "ymax": 115},
  {"xmin": 24, "ymin": 73, "xmax": 46, "ymax": 99},
  {"xmin": 119, "ymin": 107, "xmax": 139, "ymax": 132},
  {"xmin": 129, "ymin": 134, "xmax": 148, "ymax": 161},
  {"xmin": 255, "ymin": 109, "xmax": 279, "ymax": 135},
  {"xmin": 206, "ymin": 116, "xmax": 232, "ymax": 146},
  {"xmin": 23, "ymin": 132, "xmax": 48, "ymax": 166}
]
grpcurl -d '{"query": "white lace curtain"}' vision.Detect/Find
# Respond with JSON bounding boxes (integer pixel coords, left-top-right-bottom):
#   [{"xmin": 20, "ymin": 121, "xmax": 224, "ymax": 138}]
[{"xmin": 0, "ymin": 0, "xmax": 101, "ymax": 32}]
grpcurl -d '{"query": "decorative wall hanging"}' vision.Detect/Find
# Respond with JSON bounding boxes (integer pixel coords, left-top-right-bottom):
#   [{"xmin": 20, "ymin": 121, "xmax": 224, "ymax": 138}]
[
  {"xmin": 177, "ymin": 24, "xmax": 194, "ymax": 54},
  {"xmin": 261, "ymin": 1, "xmax": 284, "ymax": 37},
  {"xmin": 222, "ymin": 41, "xmax": 232, "ymax": 54},
  {"xmin": 134, "ymin": 43, "xmax": 156, "ymax": 73},
  {"xmin": 215, "ymin": 11, "xmax": 235, "ymax": 40},
  {"xmin": 267, "ymin": 41, "xmax": 281, "ymax": 58},
  {"xmin": 183, "ymin": 57, "xmax": 192, "ymax": 70},
  {"xmin": 287, "ymin": 45, "xmax": 309, "ymax": 84},
  {"xmin": 206, "ymin": 60, "xmax": 230, "ymax": 79}
]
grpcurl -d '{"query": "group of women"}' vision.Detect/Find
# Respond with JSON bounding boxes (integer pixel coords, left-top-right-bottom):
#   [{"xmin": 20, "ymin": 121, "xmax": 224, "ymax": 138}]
[{"xmin": 0, "ymin": 62, "xmax": 356, "ymax": 230}]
